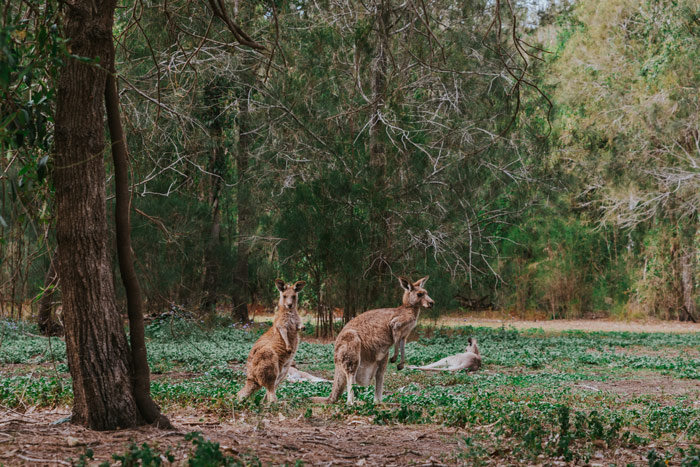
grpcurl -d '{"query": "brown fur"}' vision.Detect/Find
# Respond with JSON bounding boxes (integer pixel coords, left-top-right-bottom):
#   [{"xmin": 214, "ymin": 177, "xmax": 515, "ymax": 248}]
[
  {"xmin": 313, "ymin": 276, "xmax": 434, "ymax": 405},
  {"xmin": 237, "ymin": 279, "xmax": 305, "ymax": 404}
]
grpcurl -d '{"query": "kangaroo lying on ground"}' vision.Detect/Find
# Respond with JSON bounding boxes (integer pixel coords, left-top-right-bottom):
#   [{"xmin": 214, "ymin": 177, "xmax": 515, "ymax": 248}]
[
  {"xmin": 312, "ymin": 276, "xmax": 434, "ymax": 405},
  {"xmin": 286, "ymin": 364, "xmax": 331, "ymax": 383},
  {"xmin": 407, "ymin": 337, "xmax": 481, "ymax": 372},
  {"xmin": 237, "ymin": 279, "xmax": 306, "ymax": 404}
]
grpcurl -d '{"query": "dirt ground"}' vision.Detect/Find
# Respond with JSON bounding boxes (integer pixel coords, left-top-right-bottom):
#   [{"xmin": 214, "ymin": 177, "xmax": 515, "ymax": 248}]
[
  {"xmin": 0, "ymin": 406, "xmax": 678, "ymax": 466},
  {"xmin": 440, "ymin": 317, "xmax": 700, "ymax": 333},
  {"xmin": 570, "ymin": 373, "xmax": 700, "ymax": 399},
  {"xmin": 0, "ymin": 409, "xmax": 461, "ymax": 466}
]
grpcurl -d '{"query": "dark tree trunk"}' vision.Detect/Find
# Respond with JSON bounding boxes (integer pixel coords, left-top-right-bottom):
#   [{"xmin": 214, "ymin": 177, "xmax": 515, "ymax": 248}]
[
  {"xmin": 54, "ymin": 0, "xmax": 170, "ymax": 430},
  {"xmin": 343, "ymin": 281, "xmax": 356, "ymax": 325},
  {"xmin": 367, "ymin": 0, "xmax": 392, "ymax": 307},
  {"xmin": 231, "ymin": 91, "xmax": 253, "ymax": 323},
  {"xmin": 53, "ymin": 0, "xmax": 140, "ymax": 430},
  {"xmin": 201, "ymin": 131, "xmax": 224, "ymax": 315},
  {"xmin": 106, "ymin": 65, "xmax": 171, "ymax": 428},
  {"xmin": 37, "ymin": 254, "xmax": 62, "ymax": 336}
]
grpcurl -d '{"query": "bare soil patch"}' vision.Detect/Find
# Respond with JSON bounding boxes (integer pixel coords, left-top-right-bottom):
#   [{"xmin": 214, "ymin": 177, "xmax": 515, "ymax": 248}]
[
  {"xmin": 0, "ymin": 409, "xmax": 461, "ymax": 466},
  {"xmin": 441, "ymin": 317, "xmax": 700, "ymax": 334},
  {"xmin": 612, "ymin": 345, "xmax": 700, "ymax": 358},
  {"xmin": 570, "ymin": 374, "xmax": 700, "ymax": 399}
]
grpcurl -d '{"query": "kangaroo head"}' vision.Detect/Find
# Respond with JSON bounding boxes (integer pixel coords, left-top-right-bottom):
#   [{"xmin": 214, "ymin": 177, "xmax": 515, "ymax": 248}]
[
  {"xmin": 275, "ymin": 279, "xmax": 306, "ymax": 311},
  {"xmin": 399, "ymin": 276, "xmax": 434, "ymax": 309},
  {"xmin": 466, "ymin": 337, "xmax": 479, "ymax": 355}
]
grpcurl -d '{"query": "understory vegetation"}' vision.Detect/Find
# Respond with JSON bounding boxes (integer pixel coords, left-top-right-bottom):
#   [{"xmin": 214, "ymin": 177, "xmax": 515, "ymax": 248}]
[
  {"xmin": 2, "ymin": 0, "xmax": 700, "ymax": 328},
  {"xmin": 1, "ymin": 317, "xmax": 699, "ymax": 464}
]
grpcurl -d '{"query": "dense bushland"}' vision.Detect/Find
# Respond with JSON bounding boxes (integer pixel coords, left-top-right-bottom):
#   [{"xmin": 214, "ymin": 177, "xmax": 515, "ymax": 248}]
[{"xmin": 1, "ymin": 0, "xmax": 699, "ymax": 324}]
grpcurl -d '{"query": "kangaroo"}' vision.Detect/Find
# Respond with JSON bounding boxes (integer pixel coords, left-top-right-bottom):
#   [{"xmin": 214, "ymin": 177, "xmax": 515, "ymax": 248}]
[
  {"xmin": 312, "ymin": 276, "xmax": 434, "ymax": 405},
  {"xmin": 407, "ymin": 337, "xmax": 481, "ymax": 372},
  {"xmin": 237, "ymin": 279, "xmax": 306, "ymax": 404}
]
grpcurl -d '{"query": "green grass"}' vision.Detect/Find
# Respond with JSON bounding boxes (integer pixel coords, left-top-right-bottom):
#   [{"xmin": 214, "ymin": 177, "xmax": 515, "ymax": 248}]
[{"xmin": 1, "ymin": 317, "xmax": 699, "ymax": 464}]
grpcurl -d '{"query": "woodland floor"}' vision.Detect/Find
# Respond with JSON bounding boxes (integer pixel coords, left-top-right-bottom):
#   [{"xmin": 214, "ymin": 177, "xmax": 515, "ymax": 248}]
[
  {"xmin": 0, "ymin": 409, "xmax": 462, "ymax": 466},
  {"xmin": 1, "ymin": 318, "xmax": 699, "ymax": 466}
]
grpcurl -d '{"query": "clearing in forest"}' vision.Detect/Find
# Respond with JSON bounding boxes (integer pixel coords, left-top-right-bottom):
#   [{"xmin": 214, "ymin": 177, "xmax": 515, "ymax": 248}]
[{"xmin": 1, "ymin": 318, "xmax": 699, "ymax": 465}]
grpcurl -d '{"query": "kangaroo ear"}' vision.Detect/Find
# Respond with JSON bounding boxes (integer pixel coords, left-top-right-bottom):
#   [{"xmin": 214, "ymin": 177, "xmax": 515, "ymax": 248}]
[
  {"xmin": 275, "ymin": 279, "xmax": 286, "ymax": 292},
  {"xmin": 414, "ymin": 276, "xmax": 429, "ymax": 289},
  {"xmin": 293, "ymin": 281, "xmax": 306, "ymax": 292},
  {"xmin": 398, "ymin": 276, "xmax": 413, "ymax": 291}
]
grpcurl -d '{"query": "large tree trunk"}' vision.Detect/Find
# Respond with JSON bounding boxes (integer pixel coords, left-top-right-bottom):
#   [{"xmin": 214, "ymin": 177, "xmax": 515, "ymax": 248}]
[
  {"xmin": 37, "ymin": 254, "xmax": 62, "ymax": 336},
  {"xmin": 53, "ymin": 0, "xmax": 143, "ymax": 430},
  {"xmin": 106, "ymin": 65, "xmax": 171, "ymax": 428}
]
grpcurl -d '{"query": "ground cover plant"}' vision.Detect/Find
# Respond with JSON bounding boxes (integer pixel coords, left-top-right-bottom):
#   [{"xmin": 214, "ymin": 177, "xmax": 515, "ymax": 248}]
[{"xmin": 1, "ymin": 316, "xmax": 699, "ymax": 465}]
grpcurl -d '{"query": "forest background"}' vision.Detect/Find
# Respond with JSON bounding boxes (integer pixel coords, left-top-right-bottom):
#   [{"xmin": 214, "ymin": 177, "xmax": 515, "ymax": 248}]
[{"xmin": 2, "ymin": 0, "xmax": 700, "ymax": 337}]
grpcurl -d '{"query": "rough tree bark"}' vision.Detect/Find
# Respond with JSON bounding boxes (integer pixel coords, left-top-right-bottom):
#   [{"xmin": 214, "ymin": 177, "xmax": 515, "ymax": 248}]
[
  {"xmin": 53, "ymin": 0, "xmax": 141, "ymax": 430},
  {"xmin": 54, "ymin": 0, "xmax": 169, "ymax": 430},
  {"xmin": 106, "ymin": 62, "xmax": 172, "ymax": 427},
  {"xmin": 37, "ymin": 254, "xmax": 62, "ymax": 336}
]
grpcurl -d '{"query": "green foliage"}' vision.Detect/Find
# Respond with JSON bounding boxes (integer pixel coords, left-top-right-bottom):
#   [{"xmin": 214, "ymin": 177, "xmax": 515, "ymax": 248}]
[
  {"xmin": 184, "ymin": 432, "xmax": 241, "ymax": 467},
  {"xmin": 0, "ymin": 0, "xmax": 64, "ymax": 152},
  {"xmin": 499, "ymin": 204, "xmax": 630, "ymax": 318},
  {"xmin": 2, "ymin": 322, "xmax": 700, "ymax": 463},
  {"xmin": 110, "ymin": 442, "xmax": 174, "ymax": 467}
]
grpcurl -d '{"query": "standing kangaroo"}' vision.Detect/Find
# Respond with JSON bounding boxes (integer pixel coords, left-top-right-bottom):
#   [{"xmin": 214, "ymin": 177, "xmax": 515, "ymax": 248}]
[
  {"xmin": 237, "ymin": 279, "xmax": 306, "ymax": 404},
  {"xmin": 312, "ymin": 276, "xmax": 434, "ymax": 405}
]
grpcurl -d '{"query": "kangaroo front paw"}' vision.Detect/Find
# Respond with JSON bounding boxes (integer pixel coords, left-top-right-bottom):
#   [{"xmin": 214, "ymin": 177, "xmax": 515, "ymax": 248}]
[
  {"xmin": 390, "ymin": 356, "xmax": 397, "ymax": 363},
  {"xmin": 397, "ymin": 363, "xmax": 404, "ymax": 370}
]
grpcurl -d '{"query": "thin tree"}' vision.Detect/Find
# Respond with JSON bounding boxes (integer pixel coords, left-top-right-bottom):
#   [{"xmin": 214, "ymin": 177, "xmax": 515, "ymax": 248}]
[
  {"xmin": 106, "ymin": 53, "xmax": 172, "ymax": 426},
  {"xmin": 37, "ymin": 254, "xmax": 62, "ymax": 336}
]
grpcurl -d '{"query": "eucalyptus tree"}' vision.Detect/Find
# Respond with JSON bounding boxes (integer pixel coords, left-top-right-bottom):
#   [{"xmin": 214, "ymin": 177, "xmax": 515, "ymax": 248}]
[
  {"xmin": 256, "ymin": 0, "xmax": 547, "ymax": 329},
  {"xmin": 68, "ymin": 0, "xmax": 547, "ymax": 337},
  {"xmin": 548, "ymin": 0, "xmax": 700, "ymax": 320}
]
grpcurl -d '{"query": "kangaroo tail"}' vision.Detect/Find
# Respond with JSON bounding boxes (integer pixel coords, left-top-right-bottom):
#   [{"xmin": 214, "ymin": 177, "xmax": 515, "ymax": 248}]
[
  {"xmin": 237, "ymin": 379, "xmax": 260, "ymax": 401},
  {"xmin": 327, "ymin": 366, "xmax": 348, "ymax": 403},
  {"xmin": 310, "ymin": 369, "xmax": 344, "ymax": 404}
]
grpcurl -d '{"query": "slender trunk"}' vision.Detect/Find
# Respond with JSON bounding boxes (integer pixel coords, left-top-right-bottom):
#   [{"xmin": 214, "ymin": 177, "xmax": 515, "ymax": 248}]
[
  {"xmin": 680, "ymin": 246, "xmax": 697, "ymax": 323},
  {"xmin": 369, "ymin": 0, "xmax": 390, "ymax": 174},
  {"xmin": 343, "ymin": 281, "xmax": 355, "ymax": 324},
  {"xmin": 202, "ymin": 135, "xmax": 223, "ymax": 315},
  {"xmin": 37, "ymin": 254, "xmax": 62, "ymax": 336},
  {"xmin": 232, "ymin": 91, "xmax": 253, "ymax": 322},
  {"xmin": 53, "ymin": 0, "xmax": 140, "ymax": 429},
  {"xmin": 106, "ymin": 66, "xmax": 171, "ymax": 427},
  {"xmin": 367, "ymin": 0, "xmax": 392, "ymax": 307}
]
